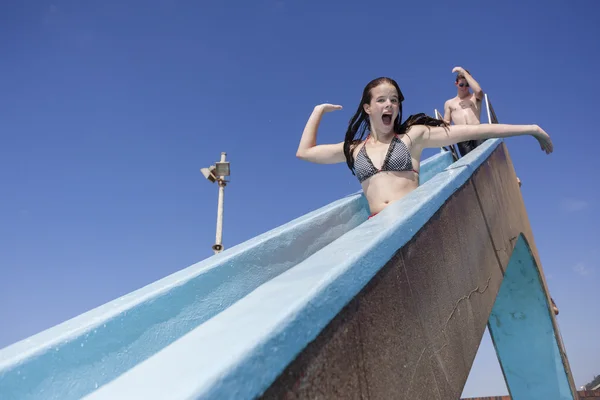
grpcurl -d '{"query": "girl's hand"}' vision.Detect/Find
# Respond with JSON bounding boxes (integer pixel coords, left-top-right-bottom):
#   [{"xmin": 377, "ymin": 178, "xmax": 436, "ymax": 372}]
[
  {"xmin": 315, "ymin": 104, "xmax": 343, "ymax": 113},
  {"xmin": 533, "ymin": 125, "xmax": 554, "ymax": 154}
]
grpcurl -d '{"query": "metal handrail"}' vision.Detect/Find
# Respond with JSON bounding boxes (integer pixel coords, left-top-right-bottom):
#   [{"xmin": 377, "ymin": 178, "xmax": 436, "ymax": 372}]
[
  {"xmin": 434, "ymin": 108, "xmax": 459, "ymax": 161},
  {"xmin": 484, "ymin": 93, "xmax": 499, "ymax": 124}
]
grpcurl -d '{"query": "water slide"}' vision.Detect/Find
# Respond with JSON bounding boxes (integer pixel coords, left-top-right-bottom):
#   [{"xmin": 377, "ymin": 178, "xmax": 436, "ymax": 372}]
[{"xmin": 0, "ymin": 139, "xmax": 579, "ymax": 399}]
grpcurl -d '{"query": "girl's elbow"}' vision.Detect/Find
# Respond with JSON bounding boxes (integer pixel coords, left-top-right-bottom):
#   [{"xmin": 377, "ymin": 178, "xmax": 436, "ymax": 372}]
[{"xmin": 296, "ymin": 149, "xmax": 309, "ymax": 160}]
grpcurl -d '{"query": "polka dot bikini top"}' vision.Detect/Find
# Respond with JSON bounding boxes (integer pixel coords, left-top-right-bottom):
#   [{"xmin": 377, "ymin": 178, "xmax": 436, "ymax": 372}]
[{"xmin": 354, "ymin": 134, "xmax": 418, "ymax": 184}]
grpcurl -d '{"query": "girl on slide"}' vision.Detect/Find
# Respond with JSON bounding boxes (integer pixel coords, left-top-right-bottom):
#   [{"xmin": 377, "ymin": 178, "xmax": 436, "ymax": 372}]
[{"xmin": 295, "ymin": 77, "xmax": 553, "ymax": 218}]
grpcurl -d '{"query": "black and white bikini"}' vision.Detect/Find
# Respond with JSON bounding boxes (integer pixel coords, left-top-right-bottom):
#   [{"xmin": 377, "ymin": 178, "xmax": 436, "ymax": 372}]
[{"xmin": 354, "ymin": 134, "xmax": 418, "ymax": 184}]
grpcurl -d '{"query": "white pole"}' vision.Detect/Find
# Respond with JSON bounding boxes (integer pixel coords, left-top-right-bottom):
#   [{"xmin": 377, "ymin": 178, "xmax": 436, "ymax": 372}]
[
  {"xmin": 214, "ymin": 152, "xmax": 226, "ymax": 254},
  {"xmin": 485, "ymin": 93, "xmax": 492, "ymax": 124}
]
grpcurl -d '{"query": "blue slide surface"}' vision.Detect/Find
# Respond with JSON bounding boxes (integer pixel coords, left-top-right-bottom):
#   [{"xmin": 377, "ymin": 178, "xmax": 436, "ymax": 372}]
[{"xmin": 0, "ymin": 140, "xmax": 575, "ymax": 400}]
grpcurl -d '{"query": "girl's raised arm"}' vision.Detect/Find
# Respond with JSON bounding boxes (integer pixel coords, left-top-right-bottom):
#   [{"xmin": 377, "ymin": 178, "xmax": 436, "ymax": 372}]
[{"xmin": 296, "ymin": 104, "xmax": 347, "ymax": 164}]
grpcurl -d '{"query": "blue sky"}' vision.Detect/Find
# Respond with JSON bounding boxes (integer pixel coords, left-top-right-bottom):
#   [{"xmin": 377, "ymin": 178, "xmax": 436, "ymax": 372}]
[{"xmin": 0, "ymin": 0, "xmax": 598, "ymax": 396}]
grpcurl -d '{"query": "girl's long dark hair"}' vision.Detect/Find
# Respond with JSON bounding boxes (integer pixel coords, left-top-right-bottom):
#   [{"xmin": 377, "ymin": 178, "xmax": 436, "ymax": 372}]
[{"xmin": 342, "ymin": 77, "xmax": 448, "ymax": 175}]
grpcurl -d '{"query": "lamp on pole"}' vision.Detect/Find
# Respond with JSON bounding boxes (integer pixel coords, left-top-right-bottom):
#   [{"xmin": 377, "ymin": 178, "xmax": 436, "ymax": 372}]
[{"xmin": 201, "ymin": 152, "xmax": 230, "ymax": 254}]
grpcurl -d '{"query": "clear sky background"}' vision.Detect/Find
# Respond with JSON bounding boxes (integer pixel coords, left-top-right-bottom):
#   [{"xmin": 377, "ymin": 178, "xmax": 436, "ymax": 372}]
[{"xmin": 1, "ymin": 0, "xmax": 598, "ymax": 396}]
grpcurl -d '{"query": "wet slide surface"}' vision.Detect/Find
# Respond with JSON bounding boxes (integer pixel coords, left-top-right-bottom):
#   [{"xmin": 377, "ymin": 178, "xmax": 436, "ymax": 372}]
[{"xmin": 0, "ymin": 141, "xmax": 577, "ymax": 399}]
